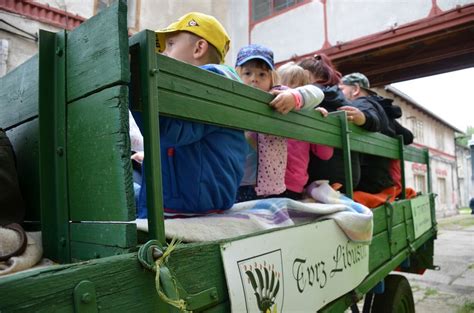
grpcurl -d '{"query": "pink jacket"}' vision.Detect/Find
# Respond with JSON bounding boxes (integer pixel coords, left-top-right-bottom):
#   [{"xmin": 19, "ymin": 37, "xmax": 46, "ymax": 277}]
[{"xmin": 285, "ymin": 140, "xmax": 333, "ymax": 193}]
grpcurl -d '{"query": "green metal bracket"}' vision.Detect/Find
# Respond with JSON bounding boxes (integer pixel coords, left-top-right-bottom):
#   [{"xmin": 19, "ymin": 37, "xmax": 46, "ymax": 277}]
[
  {"xmin": 384, "ymin": 201, "xmax": 394, "ymax": 256},
  {"xmin": 185, "ymin": 288, "xmax": 219, "ymax": 311},
  {"xmin": 425, "ymin": 149, "xmax": 432, "ymax": 194},
  {"xmin": 398, "ymin": 135, "xmax": 406, "ymax": 199},
  {"xmin": 138, "ymin": 240, "xmax": 220, "ymax": 312},
  {"xmin": 137, "ymin": 239, "xmax": 163, "ymax": 271},
  {"xmin": 429, "ymin": 193, "xmax": 438, "ymax": 238},
  {"xmin": 335, "ymin": 111, "xmax": 353, "ymax": 198},
  {"xmin": 38, "ymin": 29, "xmax": 70, "ymax": 263},
  {"xmin": 403, "ymin": 202, "xmax": 414, "ymax": 245},
  {"xmin": 73, "ymin": 281, "xmax": 98, "ymax": 313},
  {"xmin": 160, "ymin": 266, "xmax": 219, "ymax": 312}
]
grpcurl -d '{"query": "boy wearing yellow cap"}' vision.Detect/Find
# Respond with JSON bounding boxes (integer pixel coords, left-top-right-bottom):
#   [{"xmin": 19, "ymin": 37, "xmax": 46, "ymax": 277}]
[
  {"xmin": 137, "ymin": 12, "xmax": 246, "ymax": 218},
  {"xmin": 155, "ymin": 12, "xmax": 229, "ymax": 64}
]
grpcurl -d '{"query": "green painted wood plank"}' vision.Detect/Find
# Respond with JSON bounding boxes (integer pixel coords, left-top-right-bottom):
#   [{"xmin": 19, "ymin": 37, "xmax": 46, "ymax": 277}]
[
  {"xmin": 369, "ymin": 232, "xmax": 390, "ymax": 272},
  {"xmin": 154, "ymin": 52, "xmax": 273, "ymax": 104},
  {"xmin": 369, "ymin": 222, "xmax": 409, "ymax": 272},
  {"xmin": 66, "ymin": 0, "xmax": 129, "ymax": 103},
  {"xmin": 0, "ymin": 215, "xmax": 435, "ymax": 312},
  {"xmin": 400, "ymin": 199, "xmax": 413, "ymax": 219},
  {"xmin": 391, "ymin": 202, "xmax": 409, "ymax": 227},
  {"xmin": 368, "ymin": 227, "xmax": 405, "ymax": 273},
  {"xmin": 153, "ymin": 59, "xmax": 342, "ymax": 147},
  {"xmin": 0, "ymin": 55, "xmax": 38, "ymax": 130},
  {"xmin": 70, "ymin": 242, "xmax": 135, "ymax": 262},
  {"xmin": 167, "ymin": 243, "xmax": 228, "ymax": 296},
  {"xmin": 202, "ymin": 301, "xmax": 230, "ymax": 313},
  {"xmin": 372, "ymin": 198, "xmax": 413, "ymax": 235},
  {"xmin": 406, "ymin": 218, "xmax": 415, "ymax": 242},
  {"xmin": 0, "ymin": 254, "xmax": 160, "ymax": 312},
  {"xmin": 67, "ymin": 85, "xmax": 134, "ymax": 221},
  {"xmin": 369, "ymin": 197, "xmax": 424, "ymax": 271},
  {"xmin": 372, "ymin": 206, "xmax": 387, "ymax": 235},
  {"xmin": 70, "ymin": 223, "xmax": 137, "ymax": 248},
  {"xmin": 5, "ymin": 120, "xmax": 40, "ymax": 222},
  {"xmin": 404, "ymin": 145, "xmax": 428, "ymax": 163},
  {"xmin": 153, "ymin": 54, "xmax": 402, "ymax": 159},
  {"xmin": 0, "ymin": 244, "xmax": 230, "ymax": 312},
  {"xmin": 321, "ymin": 228, "xmax": 436, "ymax": 313},
  {"xmin": 349, "ymin": 124, "xmax": 400, "ymax": 158},
  {"xmin": 390, "ymin": 223, "xmax": 409, "ymax": 256},
  {"xmin": 158, "ymin": 88, "xmax": 343, "ymax": 147}
]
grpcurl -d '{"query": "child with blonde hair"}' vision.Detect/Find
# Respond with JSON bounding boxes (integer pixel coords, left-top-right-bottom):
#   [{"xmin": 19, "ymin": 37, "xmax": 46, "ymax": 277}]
[
  {"xmin": 278, "ymin": 62, "xmax": 333, "ymax": 199},
  {"xmin": 299, "ymin": 54, "xmax": 381, "ymax": 193},
  {"xmin": 234, "ymin": 45, "xmax": 325, "ymax": 202}
]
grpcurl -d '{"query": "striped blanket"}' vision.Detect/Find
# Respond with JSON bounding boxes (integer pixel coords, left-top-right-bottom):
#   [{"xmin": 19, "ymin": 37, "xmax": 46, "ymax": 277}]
[{"xmin": 136, "ymin": 181, "xmax": 373, "ymax": 243}]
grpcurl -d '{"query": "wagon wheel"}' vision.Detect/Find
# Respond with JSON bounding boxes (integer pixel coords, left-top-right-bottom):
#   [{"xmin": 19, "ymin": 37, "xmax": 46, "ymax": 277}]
[{"xmin": 371, "ymin": 274, "xmax": 415, "ymax": 313}]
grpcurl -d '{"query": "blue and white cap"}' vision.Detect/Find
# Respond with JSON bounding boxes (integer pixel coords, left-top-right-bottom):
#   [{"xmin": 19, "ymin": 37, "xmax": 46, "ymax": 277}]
[{"xmin": 235, "ymin": 44, "xmax": 275, "ymax": 70}]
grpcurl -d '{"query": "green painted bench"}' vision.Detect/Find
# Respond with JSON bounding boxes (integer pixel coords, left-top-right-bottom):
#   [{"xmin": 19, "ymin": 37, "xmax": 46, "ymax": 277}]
[{"xmin": 0, "ymin": 1, "xmax": 436, "ymax": 312}]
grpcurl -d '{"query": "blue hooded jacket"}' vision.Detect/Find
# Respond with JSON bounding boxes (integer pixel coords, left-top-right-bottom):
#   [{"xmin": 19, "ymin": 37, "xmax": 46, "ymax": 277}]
[{"xmin": 138, "ymin": 65, "xmax": 247, "ymax": 217}]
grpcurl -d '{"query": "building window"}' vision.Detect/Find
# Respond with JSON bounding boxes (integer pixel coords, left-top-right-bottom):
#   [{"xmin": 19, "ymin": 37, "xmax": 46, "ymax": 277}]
[
  {"xmin": 251, "ymin": 0, "xmax": 307, "ymax": 23},
  {"xmin": 436, "ymin": 130, "xmax": 445, "ymax": 151},
  {"xmin": 458, "ymin": 177, "xmax": 465, "ymax": 204},
  {"xmin": 414, "ymin": 174, "xmax": 426, "ymax": 194},
  {"xmin": 94, "ymin": 0, "xmax": 140, "ymax": 32},
  {"xmin": 409, "ymin": 118, "xmax": 424, "ymax": 143},
  {"xmin": 458, "ymin": 160, "xmax": 464, "ymax": 178},
  {"xmin": 437, "ymin": 177, "xmax": 447, "ymax": 205}
]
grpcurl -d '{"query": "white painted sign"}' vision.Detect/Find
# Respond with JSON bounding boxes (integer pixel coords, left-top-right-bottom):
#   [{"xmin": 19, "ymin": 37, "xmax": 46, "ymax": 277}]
[
  {"xmin": 220, "ymin": 220, "xmax": 369, "ymax": 312},
  {"xmin": 411, "ymin": 195, "xmax": 432, "ymax": 239}
]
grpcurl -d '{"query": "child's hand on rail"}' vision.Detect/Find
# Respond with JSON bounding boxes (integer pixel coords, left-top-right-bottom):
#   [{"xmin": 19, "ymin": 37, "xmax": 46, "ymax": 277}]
[
  {"xmin": 269, "ymin": 89, "xmax": 298, "ymax": 114},
  {"xmin": 315, "ymin": 107, "xmax": 328, "ymax": 117}
]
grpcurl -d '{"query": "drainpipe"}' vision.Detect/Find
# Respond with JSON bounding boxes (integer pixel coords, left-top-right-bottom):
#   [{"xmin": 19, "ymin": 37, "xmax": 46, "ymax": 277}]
[{"xmin": 0, "ymin": 39, "xmax": 8, "ymax": 77}]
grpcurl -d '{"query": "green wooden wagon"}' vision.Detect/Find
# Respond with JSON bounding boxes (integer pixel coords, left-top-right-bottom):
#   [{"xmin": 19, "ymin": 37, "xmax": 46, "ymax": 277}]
[{"xmin": 0, "ymin": 2, "xmax": 437, "ymax": 312}]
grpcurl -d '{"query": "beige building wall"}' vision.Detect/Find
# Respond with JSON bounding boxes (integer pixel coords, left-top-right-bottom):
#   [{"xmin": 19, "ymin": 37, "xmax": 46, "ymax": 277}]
[
  {"xmin": 0, "ymin": 10, "xmax": 60, "ymax": 76},
  {"xmin": 136, "ymin": 0, "xmax": 248, "ymax": 67},
  {"xmin": 249, "ymin": 0, "xmax": 474, "ymax": 63},
  {"xmin": 251, "ymin": 1, "xmax": 324, "ymax": 62},
  {"xmin": 30, "ymin": 0, "xmax": 248, "ymax": 66},
  {"xmin": 6, "ymin": 0, "xmax": 474, "ymax": 69},
  {"xmin": 456, "ymin": 145, "xmax": 473, "ymax": 207},
  {"xmin": 375, "ymin": 87, "xmax": 460, "ymax": 217}
]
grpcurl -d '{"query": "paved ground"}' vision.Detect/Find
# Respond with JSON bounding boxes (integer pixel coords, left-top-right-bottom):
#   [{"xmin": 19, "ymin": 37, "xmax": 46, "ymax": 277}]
[
  {"xmin": 401, "ymin": 211, "xmax": 474, "ymax": 313},
  {"xmin": 348, "ymin": 211, "xmax": 474, "ymax": 313}
]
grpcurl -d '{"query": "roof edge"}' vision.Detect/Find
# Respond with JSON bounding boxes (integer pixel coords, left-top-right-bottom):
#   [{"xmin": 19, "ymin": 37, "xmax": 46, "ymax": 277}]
[
  {"xmin": 276, "ymin": 3, "xmax": 474, "ymax": 65},
  {"xmin": 0, "ymin": 0, "xmax": 85, "ymax": 30},
  {"xmin": 384, "ymin": 85, "xmax": 464, "ymax": 134}
]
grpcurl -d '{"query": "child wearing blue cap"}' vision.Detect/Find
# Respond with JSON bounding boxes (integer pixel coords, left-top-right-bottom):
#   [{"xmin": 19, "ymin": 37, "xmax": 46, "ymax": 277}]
[{"xmin": 234, "ymin": 44, "xmax": 325, "ymax": 201}]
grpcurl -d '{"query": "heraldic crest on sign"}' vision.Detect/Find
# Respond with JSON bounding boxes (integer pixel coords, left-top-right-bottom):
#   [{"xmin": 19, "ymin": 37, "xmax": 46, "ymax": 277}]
[{"xmin": 238, "ymin": 250, "xmax": 284, "ymax": 313}]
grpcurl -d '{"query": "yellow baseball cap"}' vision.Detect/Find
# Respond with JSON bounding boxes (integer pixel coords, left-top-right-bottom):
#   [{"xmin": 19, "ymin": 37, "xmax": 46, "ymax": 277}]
[{"xmin": 155, "ymin": 12, "xmax": 230, "ymax": 63}]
